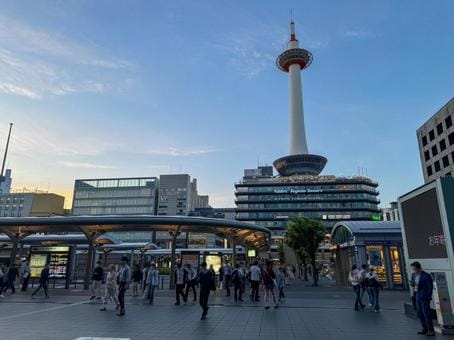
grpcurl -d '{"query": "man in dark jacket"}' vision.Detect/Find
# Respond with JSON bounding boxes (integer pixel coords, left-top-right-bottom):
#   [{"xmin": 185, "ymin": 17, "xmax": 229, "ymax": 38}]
[
  {"xmin": 411, "ymin": 261, "xmax": 435, "ymax": 336},
  {"xmin": 31, "ymin": 264, "xmax": 50, "ymax": 298},
  {"xmin": 198, "ymin": 262, "xmax": 215, "ymax": 320},
  {"xmin": 90, "ymin": 261, "xmax": 104, "ymax": 300},
  {"xmin": 3, "ymin": 263, "xmax": 19, "ymax": 294}
]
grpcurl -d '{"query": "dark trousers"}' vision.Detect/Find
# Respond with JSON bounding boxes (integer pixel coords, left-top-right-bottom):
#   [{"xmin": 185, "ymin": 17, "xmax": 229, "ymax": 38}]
[
  {"xmin": 32, "ymin": 282, "xmax": 48, "ymax": 297},
  {"xmin": 118, "ymin": 283, "xmax": 127, "ymax": 312},
  {"xmin": 176, "ymin": 284, "xmax": 185, "ymax": 303},
  {"xmin": 353, "ymin": 284, "xmax": 364, "ymax": 309},
  {"xmin": 251, "ymin": 280, "xmax": 260, "ymax": 301},
  {"xmin": 370, "ymin": 287, "xmax": 380, "ymax": 310},
  {"xmin": 185, "ymin": 282, "xmax": 197, "ymax": 301},
  {"xmin": 278, "ymin": 286, "xmax": 285, "ymax": 299},
  {"xmin": 3, "ymin": 280, "xmax": 15, "ymax": 293},
  {"xmin": 21, "ymin": 277, "xmax": 29, "ymax": 291},
  {"xmin": 234, "ymin": 282, "xmax": 243, "ymax": 301},
  {"xmin": 416, "ymin": 296, "xmax": 434, "ymax": 332},
  {"xmin": 224, "ymin": 275, "xmax": 231, "ymax": 296},
  {"xmin": 199, "ymin": 288, "xmax": 210, "ymax": 316},
  {"xmin": 0, "ymin": 278, "xmax": 3, "ymax": 292}
]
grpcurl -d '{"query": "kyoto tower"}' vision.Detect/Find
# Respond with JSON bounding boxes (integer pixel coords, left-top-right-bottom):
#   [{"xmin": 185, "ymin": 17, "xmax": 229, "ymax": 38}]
[{"xmin": 273, "ymin": 20, "xmax": 327, "ymax": 176}]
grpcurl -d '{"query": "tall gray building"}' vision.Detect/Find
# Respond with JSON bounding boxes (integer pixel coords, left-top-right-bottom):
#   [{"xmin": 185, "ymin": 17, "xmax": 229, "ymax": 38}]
[
  {"xmin": 72, "ymin": 177, "xmax": 159, "ymax": 215},
  {"xmin": 417, "ymin": 97, "xmax": 454, "ymax": 182}
]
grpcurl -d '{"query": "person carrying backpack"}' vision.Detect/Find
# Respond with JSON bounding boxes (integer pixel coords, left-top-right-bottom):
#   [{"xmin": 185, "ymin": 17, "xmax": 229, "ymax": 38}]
[{"xmin": 231, "ymin": 263, "xmax": 244, "ymax": 302}]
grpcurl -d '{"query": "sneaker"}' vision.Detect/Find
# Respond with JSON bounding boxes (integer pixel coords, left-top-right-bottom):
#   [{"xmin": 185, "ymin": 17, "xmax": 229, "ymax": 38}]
[
  {"xmin": 89, "ymin": 296, "xmax": 96, "ymax": 301},
  {"xmin": 96, "ymin": 297, "xmax": 102, "ymax": 300},
  {"xmin": 426, "ymin": 331, "xmax": 435, "ymax": 337},
  {"xmin": 274, "ymin": 305, "xmax": 279, "ymax": 309},
  {"xmin": 201, "ymin": 315, "xmax": 207, "ymax": 320},
  {"xmin": 100, "ymin": 307, "xmax": 106, "ymax": 311},
  {"xmin": 417, "ymin": 330, "xmax": 428, "ymax": 335},
  {"xmin": 174, "ymin": 302, "xmax": 180, "ymax": 306},
  {"xmin": 264, "ymin": 306, "xmax": 270, "ymax": 310}
]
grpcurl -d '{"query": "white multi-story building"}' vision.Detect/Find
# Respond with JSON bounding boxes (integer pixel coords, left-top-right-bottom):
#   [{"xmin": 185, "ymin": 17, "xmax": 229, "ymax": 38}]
[
  {"xmin": 417, "ymin": 98, "xmax": 454, "ymax": 182},
  {"xmin": 381, "ymin": 202, "xmax": 399, "ymax": 221}
]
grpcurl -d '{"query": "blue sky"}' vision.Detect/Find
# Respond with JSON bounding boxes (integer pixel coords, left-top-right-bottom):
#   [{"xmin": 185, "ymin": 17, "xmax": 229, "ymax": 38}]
[{"xmin": 0, "ymin": 0, "xmax": 453, "ymax": 208}]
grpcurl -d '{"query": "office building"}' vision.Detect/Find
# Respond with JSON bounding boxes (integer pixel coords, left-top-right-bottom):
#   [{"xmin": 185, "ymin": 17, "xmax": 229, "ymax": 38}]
[
  {"xmin": 0, "ymin": 192, "xmax": 65, "ymax": 217},
  {"xmin": 417, "ymin": 97, "xmax": 454, "ymax": 182},
  {"xmin": 0, "ymin": 169, "xmax": 12, "ymax": 194},
  {"xmin": 235, "ymin": 20, "xmax": 380, "ymax": 245},
  {"xmin": 381, "ymin": 201, "xmax": 399, "ymax": 221},
  {"xmin": 72, "ymin": 177, "xmax": 159, "ymax": 215}
]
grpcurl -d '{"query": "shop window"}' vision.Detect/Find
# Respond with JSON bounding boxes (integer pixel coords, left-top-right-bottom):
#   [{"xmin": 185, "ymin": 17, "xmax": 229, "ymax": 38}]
[
  {"xmin": 431, "ymin": 145, "xmax": 438, "ymax": 157},
  {"xmin": 366, "ymin": 245, "xmax": 387, "ymax": 285},
  {"xmin": 429, "ymin": 130, "xmax": 435, "ymax": 141},
  {"xmin": 437, "ymin": 122, "xmax": 443, "ymax": 135},
  {"xmin": 440, "ymin": 139, "xmax": 447, "ymax": 151},
  {"xmin": 390, "ymin": 246, "xmax": 402, "ymax": 285}
]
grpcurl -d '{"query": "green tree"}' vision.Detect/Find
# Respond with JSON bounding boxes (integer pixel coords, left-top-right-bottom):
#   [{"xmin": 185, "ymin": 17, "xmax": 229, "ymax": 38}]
[
  {"xmin": 277, "ymin": 243, "xmax": 285, "ymax": 264},
  {"xmin": 286, "ymin": 217, "xmax": 325, "ymax": 286}
]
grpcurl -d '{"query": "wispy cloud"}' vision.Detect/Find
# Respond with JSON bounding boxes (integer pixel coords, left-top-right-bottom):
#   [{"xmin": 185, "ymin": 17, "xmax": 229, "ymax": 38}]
[
  {"xmin": 58, "ymin": 161, "xmax": 117, "ymax": 169},
  {"xmin": 0, "ymin": 16, "xmax": 135, "ymax": 99},
  {"xmin": 344, "ymin": 29, "xmax": 377, "ymax": 40},
  {"xmin": 144, "ymin": 147, "xmax": 218, "ymax": 157}
]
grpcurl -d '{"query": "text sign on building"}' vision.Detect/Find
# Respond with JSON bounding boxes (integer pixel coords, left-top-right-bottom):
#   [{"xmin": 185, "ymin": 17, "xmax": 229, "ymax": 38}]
[{"xmin": 273, "ymin": 188, "xmax": 323, "ymax": 194}]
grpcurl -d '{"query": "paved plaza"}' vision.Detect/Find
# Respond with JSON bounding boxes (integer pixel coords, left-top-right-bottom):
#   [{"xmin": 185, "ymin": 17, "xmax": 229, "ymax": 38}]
[{"xmin": 0, "ymin": 278, "xmax": 440, "ymax": 340}]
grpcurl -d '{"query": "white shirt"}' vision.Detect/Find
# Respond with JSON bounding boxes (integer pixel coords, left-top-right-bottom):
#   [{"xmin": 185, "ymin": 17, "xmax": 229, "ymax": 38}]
[{"xmin": 250, "ymin": 265, "xmax": 261, "ymax": 281}]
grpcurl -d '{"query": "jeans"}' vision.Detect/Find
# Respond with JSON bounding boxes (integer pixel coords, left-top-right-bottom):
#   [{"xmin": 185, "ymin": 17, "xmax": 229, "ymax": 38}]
[
  {"xmin": 32, "ymin": 282, "xmax": 48, "ymax": 297},
  {"xmin": 352, "ymin": 284, "xmax": 364, "ymax": 309},
  {"xmin": 176, "ymin": 284, "xmax": 185, "ymax": 304},
  {"xmin": 224, "ymin": 275, "xmax": 231, "ymax": 296},
  {"xmin": 199, "ymin": 288, "xmax": 210, "ymax": 316},
  {"xmin": 185, "ymin": 282, "xmax": 197, "ymax": 301},
  {"xmin": 234, "ymin": 282, "xmax": 243, "ymax": 301},
  {"xmin": 251, "ymin": 280, "xmax": 260, "ymax": 301},
  {"xmin": 416, "ymin": 295, "xmax": 434, "ymax": 332},
  {"xmin": 147, "ymin": 284, "xmax": 156, "ymax": 304},
  {"xmin": 278, "ymin": 286, "xmax": 285, "ymax": 299},
  {"xmin": 118, "ymin": 282, "xmax": 127, "ymax": 313},
  {"xmin": 369, "ymin": 287, "xmax": 380, "ymax": 310}
]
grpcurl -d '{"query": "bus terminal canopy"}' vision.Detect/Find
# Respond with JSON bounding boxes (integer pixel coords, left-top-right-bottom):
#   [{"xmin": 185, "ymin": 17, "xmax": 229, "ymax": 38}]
[{"xmin": 0, "ymin": 215, "xmax": 271, "ymax": 250}]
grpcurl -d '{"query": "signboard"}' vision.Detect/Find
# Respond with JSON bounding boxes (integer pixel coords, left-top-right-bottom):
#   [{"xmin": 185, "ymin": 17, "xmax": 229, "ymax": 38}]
[
  {"xmin": 401, "ymin": 188, "xmax": 448, "ymax": 259},
  {"xmin": 181, "ymin": 252, "xmax": 199, "ymax": 270},
  {"xmin": 365, "ymin": 240, "xmax": 403, "ymax": 246},
  {"xmin": 432, "ymin": 272, "xmax": 454, "ymax": 328},
  {"xmin": 274, "ymin": 188, "xmax": 323, "ymax": 194},
  {"xmin": 247, "ymin": 249, "xmax": 256, "ymax": 257}
]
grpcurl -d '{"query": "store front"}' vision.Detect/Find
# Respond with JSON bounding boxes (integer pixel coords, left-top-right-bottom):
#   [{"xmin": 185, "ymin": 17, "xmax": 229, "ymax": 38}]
[{"xmin": 331, "ymin": 221, "xmax": 407, "ymax": 289}]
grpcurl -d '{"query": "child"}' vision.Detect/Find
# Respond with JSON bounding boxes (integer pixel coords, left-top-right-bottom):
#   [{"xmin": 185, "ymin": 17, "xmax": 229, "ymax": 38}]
[{"xmin": 277, "ymin": 267, "xmax": 286, "ymax": 301}]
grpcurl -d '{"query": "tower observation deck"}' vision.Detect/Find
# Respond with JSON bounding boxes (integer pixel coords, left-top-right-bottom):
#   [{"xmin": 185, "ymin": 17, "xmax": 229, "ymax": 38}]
[{"xmin": 273, "ymin": 20, "xmax": 327, "ymax": 177}]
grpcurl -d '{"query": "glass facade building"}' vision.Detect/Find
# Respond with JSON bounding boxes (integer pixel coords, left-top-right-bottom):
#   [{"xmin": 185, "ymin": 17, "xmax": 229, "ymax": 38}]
[
  {"xmin": 235, "ymin": 166, "xmax": 380, "ymax": 241},
  {"xmin": 72, "ymin": 177, "xmax": 159, "ymax": 215}
]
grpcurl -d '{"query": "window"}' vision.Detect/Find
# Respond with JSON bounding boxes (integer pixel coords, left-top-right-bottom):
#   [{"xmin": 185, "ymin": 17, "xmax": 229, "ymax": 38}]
[
  {"xmin": 432, "ymin": 145, "xmax": 438, "ymax": 157},
  {"xmin": 422, "ymin": 135, "xmax": 428, "ymax": 146},
  {"xmin": 443, "ymin": 155, "xmax": 450, "ymax": 168},
  {"xmin": 452, "ymin": 151, "xmax": 454, "ymax": 163},
  {"xmin": 424, "ymin": 150, "xmax": 430, "ymax": 161},
  {"xmin": 434, "ymin": 160, "xmax": 441, "ymax": 172},
  {"xmin": 429, "ymin": 130, "xmax": 435, "ymax": 141},
  {"xmin": 446, "ymin": 116, "xmax": 453, "ymax": 129},
  {"xmin": 440, "ymin": 139, "xmax": 447, "ymax": 151},
  {"xmin": 449, "ymin": 132, "xmax": 454, "ymax": 145},
  {"xmin": 427, "ymin": 165, "xmax": 433, "ymax": 177},
  {"xmin": 437, "ymin": 123, "xmax": 444, "ymax": 135}
]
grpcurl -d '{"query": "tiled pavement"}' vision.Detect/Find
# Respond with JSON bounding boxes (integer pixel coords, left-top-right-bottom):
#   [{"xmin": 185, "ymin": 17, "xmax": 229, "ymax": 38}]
[{"xmin": 0, "ymin": 279, "xmax": 441, "ymax": 340}]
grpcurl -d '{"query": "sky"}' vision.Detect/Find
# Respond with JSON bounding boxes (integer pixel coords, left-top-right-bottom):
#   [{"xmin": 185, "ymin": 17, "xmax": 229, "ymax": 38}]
[{"xmin": 0, "ymin": 0, "xmax": 453, "ymax": 208}]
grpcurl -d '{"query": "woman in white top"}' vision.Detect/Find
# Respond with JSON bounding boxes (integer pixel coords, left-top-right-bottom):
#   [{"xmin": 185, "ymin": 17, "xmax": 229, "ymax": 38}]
[
  {"xmin": 100, "ymin": 264, "xmax": 119, "ymax": 311},
  {"xmin": 348, "ymin": 264, "xmax": 365, "ymax": 311}
]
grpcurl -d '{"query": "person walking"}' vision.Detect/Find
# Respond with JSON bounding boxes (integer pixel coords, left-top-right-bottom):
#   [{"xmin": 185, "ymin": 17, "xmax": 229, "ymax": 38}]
[
  {"xmin": 100, "ymin": 264, "xmax": 119, "ymax": 311},
  {"xmin": 223, "ymin": 262, "xmax": 232, "ymax": 297},
  {"xmin": 131, "ymin": 264, "xmax": 143, "ymax": 297},
  {"xmin": 0, "ymin": 264, "xmax": 5, "ymax": 298},
  {"xmin": 277, "ymin": 266, "xmax": 286, "ymax": 301},
  {"xmin": 411, "ymin": 261, "xmax": 435, "ymax": 336},
  {"xmin": 365, "ymin": 266, "xmax": 383, "ymax": 312},
  {"xmin": 31, "ymin": 264, "xmax": 50, "ymax": 299},
  {"xmin": 146, "ymin": 263, "xmax": 159, "ymax": 305},
  {"xmin": 359, "ymin": 264, "xmax": 370, "ymax": 306},
  {"xmin": 231, "ymin": 263, "xmax": 244, "ymax": 302},
  {"xmin": 198, "ymin": 262, "xmax": 215, "ymax": 320},
  {"xmin": 20, "ymin": 261, "xmax": 31, "ymax": 292},
  {"xmin": 262, "ymin": 260, "xmax": 278, "ymax": 309},
  {"xmin": 117, "ymin": 256, "xmax": 130, "ymax": 316},
  {"xmin": 90, "ymin": 261, "xmax": 104, "ymax": 301},
  {"xmin": 249, "ymin": 261, "xmax": 261, "ymax": 302},
  {"xmin": 142, "ymin": 263, "xmax": 150, "ymax": 298},
  {"xmin": 348, "ymin": 264, "xmax": 365, "ymax": 311},
  {"xmin": 184, "ymin": 263, "xmax": 197, "ymax": 302},
  {"xmin": 3, "ymin": 263, "xmax": 19, "ymax": 294},
  {"xmin": 174, "ymin": 262, "xmax": 186, "ymax": 305}
]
